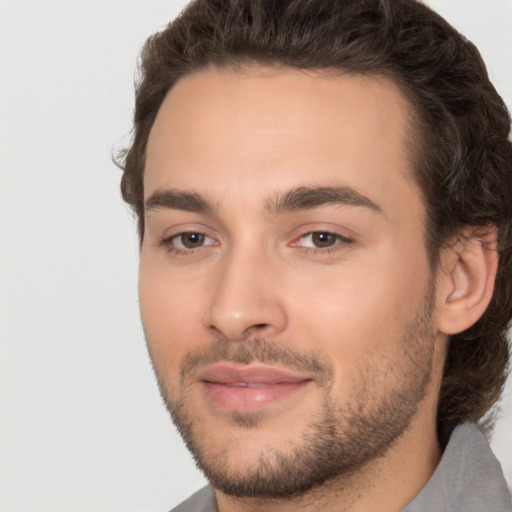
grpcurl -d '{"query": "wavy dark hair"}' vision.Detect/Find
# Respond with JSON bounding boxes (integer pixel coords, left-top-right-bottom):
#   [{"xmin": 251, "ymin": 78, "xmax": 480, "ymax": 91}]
[{"xmin": 117, "ymin": 0, "xmax": 512, "ymax": 444}]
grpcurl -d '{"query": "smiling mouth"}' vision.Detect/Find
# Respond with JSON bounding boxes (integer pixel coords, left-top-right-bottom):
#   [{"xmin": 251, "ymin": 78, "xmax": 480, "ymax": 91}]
[
  {"xmin": 228, "ymin": 382, "xmax": 275, "ymax": 388},
  {"xmin": 196, "ymin": 363, "xmax": 314, "ymax": 413}
]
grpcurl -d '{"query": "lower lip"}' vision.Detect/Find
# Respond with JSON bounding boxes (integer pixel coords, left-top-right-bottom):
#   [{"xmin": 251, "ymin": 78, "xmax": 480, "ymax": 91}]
[{"xmin": 202, "ymin": 381, "xmax": 312, "ymax": 413}]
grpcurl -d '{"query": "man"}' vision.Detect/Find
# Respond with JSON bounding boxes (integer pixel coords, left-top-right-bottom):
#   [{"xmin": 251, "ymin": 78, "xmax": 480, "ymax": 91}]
[{"xmin": 117, "ymin": 0, "xmax": 512, "ymax": 510}]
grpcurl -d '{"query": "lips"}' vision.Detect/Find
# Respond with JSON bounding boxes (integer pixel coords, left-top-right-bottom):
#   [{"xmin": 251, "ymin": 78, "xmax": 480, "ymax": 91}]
[{"xmin": 196, "ymin": 364, "xmax": 314, "ymax": 413}]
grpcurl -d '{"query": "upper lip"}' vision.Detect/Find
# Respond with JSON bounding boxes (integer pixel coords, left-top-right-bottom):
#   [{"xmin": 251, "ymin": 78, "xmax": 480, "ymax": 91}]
[{"xmin": 196, "ymin": 363, "xmax": 313, "ymax": 385}]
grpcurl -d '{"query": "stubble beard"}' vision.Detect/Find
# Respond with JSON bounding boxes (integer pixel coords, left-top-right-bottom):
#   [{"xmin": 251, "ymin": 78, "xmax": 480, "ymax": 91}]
[{"xmin": 149, "ymin": 288, "xmax": 436, "ymax": 499}]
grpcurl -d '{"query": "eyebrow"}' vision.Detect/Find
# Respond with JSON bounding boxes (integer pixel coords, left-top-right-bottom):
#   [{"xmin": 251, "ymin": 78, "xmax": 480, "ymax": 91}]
[
  {"xmin": 144, "ymin": 185, "xmax": 381, "ymax": 216},
  {"xmin": 266, "ymin": 185, "xmax": 382, "ymax": 215},
  {"xmin": 145, "ymin": 190, "xmax": 216, "ymax": 215}
]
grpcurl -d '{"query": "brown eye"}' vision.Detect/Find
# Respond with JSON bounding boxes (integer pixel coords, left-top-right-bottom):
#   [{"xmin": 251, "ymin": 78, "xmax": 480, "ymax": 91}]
[
  {"xmin": 295, "ymin": 231, "xmax": 352, "ymax": 251},
  {"xmin": 311, "ymin": 232, "xmax": 337, "ymax": 248},
  {"xmin": 178, "ymin": 232, "xmax": 206, "ymax": 248},
  {"xmin": 160, "ymin": 231, "xmax": 216, "ymax": 254}
]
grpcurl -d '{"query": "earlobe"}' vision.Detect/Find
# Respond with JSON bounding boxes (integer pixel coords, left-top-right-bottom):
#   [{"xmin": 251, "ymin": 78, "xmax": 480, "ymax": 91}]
[{"xmin": 436, "ymin": 226, "xmax": 499, "ymax": 335}]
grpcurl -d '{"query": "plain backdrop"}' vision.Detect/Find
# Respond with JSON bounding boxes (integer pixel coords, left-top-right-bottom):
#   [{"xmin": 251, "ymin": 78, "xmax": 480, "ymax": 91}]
[{"xmin": 1, "ymin": 1, "xmax": 511, "ymax": 510}]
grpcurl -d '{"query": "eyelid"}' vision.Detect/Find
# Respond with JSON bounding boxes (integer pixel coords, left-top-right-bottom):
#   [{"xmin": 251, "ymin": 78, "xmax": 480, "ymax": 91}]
[
  {"xmin": 169, "ymin": 232, "xmax": 215, "ymax": 248},
  {"xmin": 290, "ymin": 229, "xmax": 354, "ymax": 252},
  {"xmin": 159, "ymin": 229, "xmax": 219, "ymax": 254}
]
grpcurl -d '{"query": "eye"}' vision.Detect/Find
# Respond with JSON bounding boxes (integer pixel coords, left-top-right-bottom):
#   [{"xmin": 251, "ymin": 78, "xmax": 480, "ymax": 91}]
[
  {"xmin": 296, "ymin": 231, "xmax": 352, "ymax": 250},
  {"xmin": 161, "ymin": 232, "xmax": 216, "ymax": 252}
]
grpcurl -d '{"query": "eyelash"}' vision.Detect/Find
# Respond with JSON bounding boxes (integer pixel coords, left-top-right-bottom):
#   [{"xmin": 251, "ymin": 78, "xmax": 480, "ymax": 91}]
[
  {"xmin": 160, "ymin": 232, "xmax": 216, "ymax": 255},
  {"xmin": 293, "ymin": 231, "xmax": 353, "ymax": 254}
]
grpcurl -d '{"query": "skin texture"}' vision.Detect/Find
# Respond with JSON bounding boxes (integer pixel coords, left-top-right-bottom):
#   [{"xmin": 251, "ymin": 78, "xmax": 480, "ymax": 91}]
[{"xmin": 138, "ymin": 67, "xmax": 473, "ymax": 511}]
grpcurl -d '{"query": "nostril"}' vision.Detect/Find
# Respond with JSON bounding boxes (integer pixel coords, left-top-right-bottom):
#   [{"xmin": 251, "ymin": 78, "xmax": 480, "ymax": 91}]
[{"xmin": 245, "ymin": 323, "xmax": 273, "ymax": 336}]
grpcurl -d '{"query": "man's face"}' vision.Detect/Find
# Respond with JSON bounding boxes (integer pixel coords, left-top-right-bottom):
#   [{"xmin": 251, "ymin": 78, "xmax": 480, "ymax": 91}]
[{"xmin": 140, "ymin": 67, "xmax": 441, "ymax": 497}]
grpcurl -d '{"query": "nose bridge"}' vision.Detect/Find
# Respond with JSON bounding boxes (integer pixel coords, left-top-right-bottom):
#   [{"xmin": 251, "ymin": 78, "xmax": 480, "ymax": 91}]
[{"xmin": 203, "ymin": 238, "xmax": 287, "ymax": 340}]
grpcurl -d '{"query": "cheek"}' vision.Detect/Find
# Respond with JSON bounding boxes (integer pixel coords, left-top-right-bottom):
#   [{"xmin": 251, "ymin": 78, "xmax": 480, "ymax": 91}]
[
  {"xmin": 138, "ymin": 256, "xmax": 211, "ymax": 370},
  {"xmin": 286, "ymin": 243, "xmax": 431, "ymax": 370}
]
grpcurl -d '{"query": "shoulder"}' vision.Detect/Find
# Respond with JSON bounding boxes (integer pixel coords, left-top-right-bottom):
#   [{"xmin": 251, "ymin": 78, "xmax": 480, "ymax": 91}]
[
  {"xmin": 404, "ymin": 422, "xmax": 511, "ymax": 511},
  {"xmin": 169, "ymin": 486, "xmax": 217, "ymax": 512}
]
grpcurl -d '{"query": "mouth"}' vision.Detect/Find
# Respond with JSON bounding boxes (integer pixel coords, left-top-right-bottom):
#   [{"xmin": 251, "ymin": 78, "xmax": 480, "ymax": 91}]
[{"xmin": 196, "ymin": 364, "xmax": 314, "ymax": 413}]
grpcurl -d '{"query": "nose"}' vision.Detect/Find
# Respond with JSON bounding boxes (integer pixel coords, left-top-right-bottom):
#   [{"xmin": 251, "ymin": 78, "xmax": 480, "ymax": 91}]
[{"xmin": 202, "ymin": 244, "xmax": 288, "ymax": 341}]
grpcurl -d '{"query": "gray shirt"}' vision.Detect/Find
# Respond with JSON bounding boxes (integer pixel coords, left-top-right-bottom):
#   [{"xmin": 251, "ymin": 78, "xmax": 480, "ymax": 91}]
[{"xmin": 170, "ymin": 422, "xmax": 511, "ymax": 511}]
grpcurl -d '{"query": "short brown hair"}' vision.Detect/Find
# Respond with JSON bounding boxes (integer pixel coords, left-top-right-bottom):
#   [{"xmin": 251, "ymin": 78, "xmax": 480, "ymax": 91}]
[{"xmin": 117, "ymin": 0, "xmax": 512, "ymax": 443}]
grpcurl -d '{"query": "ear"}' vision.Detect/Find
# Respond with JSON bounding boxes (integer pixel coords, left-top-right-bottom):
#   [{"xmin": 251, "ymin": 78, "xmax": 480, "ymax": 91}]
[{"xmin": 436, "ymin": 226, "xmax": 499, "ymax": 335}]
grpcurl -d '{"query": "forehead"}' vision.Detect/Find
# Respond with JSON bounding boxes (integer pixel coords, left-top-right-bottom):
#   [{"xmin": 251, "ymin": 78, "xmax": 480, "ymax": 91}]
[{"xmin": 144, "ymin": 66, "xmax": 422, "ymax": 221}]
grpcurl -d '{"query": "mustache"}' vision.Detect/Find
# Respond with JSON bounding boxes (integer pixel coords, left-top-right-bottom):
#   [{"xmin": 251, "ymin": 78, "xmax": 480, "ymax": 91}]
[{"xmin": 180, "ymin": 337, "xmax": 333, "ymax": 386}]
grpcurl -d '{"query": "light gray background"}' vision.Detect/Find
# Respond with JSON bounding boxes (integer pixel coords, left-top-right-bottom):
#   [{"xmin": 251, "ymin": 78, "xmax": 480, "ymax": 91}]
[{"xmin": 1, "ymin": 1, "xmax": 511, "ymax": 510}]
